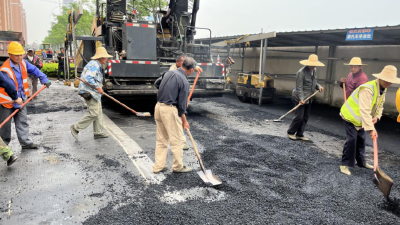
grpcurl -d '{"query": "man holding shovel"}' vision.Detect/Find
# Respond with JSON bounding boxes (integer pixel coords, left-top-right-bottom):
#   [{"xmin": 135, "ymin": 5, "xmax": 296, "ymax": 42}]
[
  {"xmin": 168, "ymin": 54, "xmax": 202, "ymax": 151},
  {"xmin": 340, "ymin": 57, "xmax": 368, "ymax": 99},
  {"xmin": 70, "ymin": 47, "xmax": 112, "ymax": 140},
  {"xmin": 287, "ymin": 54, "xmax": 324, "ymax": 141},
  {"xmin": 339, "ymin": 65, "xmax": 400, "ymax": 175},
  {"xmin": 153, "ymin": 57, "xmax": 197, "ymax": 173},
  {"xmin": 0, "ymin": 42, "xmax": 51, "ymax": 149}
]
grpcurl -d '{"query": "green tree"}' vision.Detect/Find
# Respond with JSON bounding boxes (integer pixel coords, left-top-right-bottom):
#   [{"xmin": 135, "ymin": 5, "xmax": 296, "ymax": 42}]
[{"xmin": 43, "ymin": 0, "xmax": 96, "ymax": 46}]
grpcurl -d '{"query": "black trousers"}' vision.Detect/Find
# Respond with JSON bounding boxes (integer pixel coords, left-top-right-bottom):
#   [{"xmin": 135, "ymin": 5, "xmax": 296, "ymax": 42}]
[
  {"xmin": 287, "ymin": 97, "xmax": 311, "ymax": 137},
  {"xmin": 341, "ymin": 120, "xmax": 366, "ymax": 167},
  {"xmin": 58, "ymin": 65, "xmax": 64, "ymax": 80}
]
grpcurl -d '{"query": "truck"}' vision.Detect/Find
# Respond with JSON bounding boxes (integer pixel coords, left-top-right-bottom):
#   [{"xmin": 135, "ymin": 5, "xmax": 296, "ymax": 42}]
[
  {"xmin": 0, "ymin": 31, "xmax": 25, "ymax": 66},
  {"xmin": 65, "ymin": 0, "xmax": 232, "ymax": 101}
]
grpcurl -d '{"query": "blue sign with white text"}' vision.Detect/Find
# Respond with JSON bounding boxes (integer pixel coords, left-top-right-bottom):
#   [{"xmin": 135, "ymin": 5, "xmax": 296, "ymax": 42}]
[{"xmin": 346, "ymin": 28, "xmax": 374, "ymax": 41}]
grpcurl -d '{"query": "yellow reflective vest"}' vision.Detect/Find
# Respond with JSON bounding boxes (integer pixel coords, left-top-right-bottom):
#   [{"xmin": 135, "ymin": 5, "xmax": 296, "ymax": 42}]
[{"xmin": 340, "ymin": 80, "xmax": 385, "ymax": 127}]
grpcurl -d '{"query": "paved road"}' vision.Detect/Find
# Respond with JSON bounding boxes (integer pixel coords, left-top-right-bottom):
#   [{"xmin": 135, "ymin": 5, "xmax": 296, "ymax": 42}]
[{"xmin": 1, "ymin": 84, "xmax": 400, "ymax": 224}]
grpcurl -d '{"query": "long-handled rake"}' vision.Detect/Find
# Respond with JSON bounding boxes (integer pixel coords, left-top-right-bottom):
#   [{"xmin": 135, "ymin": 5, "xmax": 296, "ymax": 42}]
[
  {"xmin": 266, "ymin": 91, "xmax": 319, "ymax": 122},
  {"xmin": 185, "ymin": 128, "xmax": 222, "ymax": 186},
  {"xmin": 76, "ymin": 77, "xmax": 151, "ymax": 117}
]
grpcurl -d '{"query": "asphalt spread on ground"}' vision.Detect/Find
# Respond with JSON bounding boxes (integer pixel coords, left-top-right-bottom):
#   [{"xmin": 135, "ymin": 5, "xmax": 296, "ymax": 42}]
[{"xmin": 84, "ymin": 96, "xmax": 400, "ymax": 224}]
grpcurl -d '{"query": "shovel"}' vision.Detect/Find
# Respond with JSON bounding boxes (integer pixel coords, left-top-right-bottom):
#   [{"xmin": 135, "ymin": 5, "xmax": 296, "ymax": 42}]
[
  {"xmin": 185, "ymin": 128, "xmax": 222, "ymax": 186},
  {"xmin": 187, "ymin": 72, "xmax": 201, "ymax": 107},
  {"xmin": 372, "ymin": 136, "xmax": 393, "ymax": 198},
  {"xmin": 76, "ymin": 77, "xmax": 151, "ymax": 117},
  {"xmin": 266, "ymin": 91, "xmax": 319, "ymax": 122},
  {"xmin": 343, "ymin": 82, "xmax": 347, "ymax": 101}
]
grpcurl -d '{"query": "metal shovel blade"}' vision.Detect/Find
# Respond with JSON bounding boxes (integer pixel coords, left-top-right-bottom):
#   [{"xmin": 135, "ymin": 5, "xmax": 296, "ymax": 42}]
[
  {"xmin": 136, "ymin": 112, "xmax": 151, "ymax": 117},
  {"xmin": 373, "ymin": 167, "xmax": 394, "ymax": 198},
  {"xmin": 197, "ymin": 170, "xmax": 210, "ymax": 184},
  {"xmin": 205, "ymin": 170, "xmax": 222, "ymax": 186}
]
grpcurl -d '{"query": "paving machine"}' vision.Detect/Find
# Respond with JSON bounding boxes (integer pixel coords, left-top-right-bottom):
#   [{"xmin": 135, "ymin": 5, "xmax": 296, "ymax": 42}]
[
  {"xmin": 234, "ymin": 72, "xmax": 275, "ymax": 104},
  {"xmin": 66, "ymin": 0, "xmax": 231, "ymax": 100}
]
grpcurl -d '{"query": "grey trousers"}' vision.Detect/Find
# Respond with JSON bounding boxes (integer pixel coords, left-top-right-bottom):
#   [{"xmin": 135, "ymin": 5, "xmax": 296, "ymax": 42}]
[
  {"xmin": 0, "ymin": 106, "xmax": 33, "ymax": 146},
  {"xmin": 28, "ymin": 75, "xmax": 38, "ymax": 95},
  {"xmin": 73, "ymin": 98, "xmax": 104, "ymax": 135}
]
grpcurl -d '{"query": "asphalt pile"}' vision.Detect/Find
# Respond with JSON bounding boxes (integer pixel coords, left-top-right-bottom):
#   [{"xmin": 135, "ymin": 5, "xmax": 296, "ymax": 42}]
[{"xmin": 84, "ymin": 96, "xmax": 400, "ymax": 224}]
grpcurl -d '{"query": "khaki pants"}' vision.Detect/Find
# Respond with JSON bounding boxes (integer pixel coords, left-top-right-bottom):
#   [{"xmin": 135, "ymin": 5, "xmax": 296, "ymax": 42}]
[
  {"xmin": 73, "ymin": 98, "xmax": 104, "ymax": 135},
  {"xmin": 153, "ymin": 103, "xmax": 186, "ymax": 172}
]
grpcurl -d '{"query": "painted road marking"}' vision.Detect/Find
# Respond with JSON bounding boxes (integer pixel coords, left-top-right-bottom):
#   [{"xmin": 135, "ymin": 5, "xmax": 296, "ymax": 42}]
[{"xmin": 103, "ymin": 115, "xmax": 165, "ymax": 184}]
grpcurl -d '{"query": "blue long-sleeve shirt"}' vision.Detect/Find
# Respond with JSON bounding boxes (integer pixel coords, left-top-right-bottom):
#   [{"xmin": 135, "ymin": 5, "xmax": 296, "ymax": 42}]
[
  {"xmin": 78, "ymin": 60, "xmax": 103, "ymax": 101},
  {"xmin": 0, "ymin": 72, "xmax": 18, "ymax": 101},
  {"xmin": 1, "ymin": 59, "xmax": 49, "ymax": 108}
]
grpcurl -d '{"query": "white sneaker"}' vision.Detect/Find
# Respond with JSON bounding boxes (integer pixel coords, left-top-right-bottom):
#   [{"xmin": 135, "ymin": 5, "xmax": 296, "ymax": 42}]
[{"xmin": 296, "ymin": 136, "xmax": 309, "ymax": 141}]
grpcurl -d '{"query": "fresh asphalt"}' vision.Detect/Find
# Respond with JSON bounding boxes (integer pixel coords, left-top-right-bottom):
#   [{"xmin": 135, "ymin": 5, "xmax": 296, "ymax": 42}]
[{"xmin": 1, "ymin": 83, "xmax": 400, "ymax": 224}]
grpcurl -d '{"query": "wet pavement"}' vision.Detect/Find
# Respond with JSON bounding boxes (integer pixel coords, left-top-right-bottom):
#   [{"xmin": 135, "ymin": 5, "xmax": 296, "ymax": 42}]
[{"xmin": 1, "ymin": 83, "xmax": 400, "ymax": 224}]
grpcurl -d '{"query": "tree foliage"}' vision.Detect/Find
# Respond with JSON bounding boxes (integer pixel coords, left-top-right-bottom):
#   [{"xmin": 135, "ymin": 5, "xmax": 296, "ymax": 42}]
[{"xmin": 43, "ymin": 0, "xmax": 96, "ymax": 46}]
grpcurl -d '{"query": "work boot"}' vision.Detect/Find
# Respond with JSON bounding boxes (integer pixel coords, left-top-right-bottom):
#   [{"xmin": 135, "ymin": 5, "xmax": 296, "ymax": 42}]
[
  {"xmin": 173, "ymin": 165, "xmax": 192, "ymax": 173},
  {"xmin": 154, "ymin": 166, "xmax": 169, "ymax": 174},
  {"xmin": 183, "ymin": 144, "xmax": 189, "ymax": 150},
  {"xmin": 340, "ymin": 165, "xmax": 351, "ymax": 176},
  {"xmin": 21, "ymin": 143, "xmax": 39, "ymax": 149},
  {"xmin": 287, "ymin": 134, "xmax": 297, "ymax": 140},
  {"xmin": 361, "ymin": 163, "xmax": 374, "ymax": 170},
  {"xmin": 296, "ymin": 136, "xmax": 309, "ymax": 141},
  {"xmin": 70, "ymin": 125, "xmax": 79, "ymax": 141},
  {"xmin": 94, "ymin": 133, "xmax": 109, "ymax": 139},
  {"xmin": 7, "ymin": 154, "xmax": 18, "ymax": 166}
]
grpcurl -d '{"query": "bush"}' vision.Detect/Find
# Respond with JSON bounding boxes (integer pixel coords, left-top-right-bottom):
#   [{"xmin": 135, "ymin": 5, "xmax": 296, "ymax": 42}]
[{"xmin": 41, "ymin": 63, "xmax": 76, "ymax": 78}]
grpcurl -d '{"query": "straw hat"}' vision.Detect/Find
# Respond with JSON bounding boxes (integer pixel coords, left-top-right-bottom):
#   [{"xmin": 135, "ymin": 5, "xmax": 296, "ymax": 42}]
[
  {"xmin": 344, "ymin": 57, "xmax": 367, "ymax": 66},
  {"xmin": 91, "ymin": 47, "xmax": 112, "ymax": 59},
  {"xmin": 372, "ymin": 65, "xmax": 400, "ymax": 84},
  {"xmin": 300, "ymin": 54, "xmax": 325, "ymax": 67}
]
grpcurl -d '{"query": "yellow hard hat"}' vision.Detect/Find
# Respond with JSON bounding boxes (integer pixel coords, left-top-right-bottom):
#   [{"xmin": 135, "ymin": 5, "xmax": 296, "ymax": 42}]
[
  {"xmin": 7, "ymin": 42, "xmax": 25, "ymax": 55},
  {"xmin": 396, "ymin": 88, "xmax": 400, "ymax": 122}
]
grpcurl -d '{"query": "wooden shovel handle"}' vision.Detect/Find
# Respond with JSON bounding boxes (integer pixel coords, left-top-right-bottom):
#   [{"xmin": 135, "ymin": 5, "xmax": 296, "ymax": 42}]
[
  {"xmin": 76, "ymin": 77, "xmax": 139, "ymax": 115},
  {"xmin": 343, "ymin": 82, "xmax": 347, "ymax": 101},
  {"xmin": 187, "ymin": 72, "xmax": 201, "ymax": 107},
  {"xmin": 0, "ymin": 85, "xmax": 47, "ymax": 129},
  {"xmin": 373, "ymin": 136, "xmax": 378, "ymax": 172},
  {"xmin": 185, "ymin": 128, "xmax": 206, "ymax": 172},
  {"xmin": 277, "ymin": 91, "xmax": 319, "ymax": 121}
]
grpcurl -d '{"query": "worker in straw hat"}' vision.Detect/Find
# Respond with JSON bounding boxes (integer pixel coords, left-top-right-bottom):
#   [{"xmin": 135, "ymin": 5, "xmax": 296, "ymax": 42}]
[
  {"xmin": 340, "ymin": 57, "xmax": 368, "ymax": 98},
  {"xmin": 287, "ymin": 54, "xmax": 324, "ymax": 141},
  {"xmin": 70, "ymin": 47, "xmax": 112, "ymax": 141},
  {"xmin": 339, "ymin": 65, "xmax": 400, "ymax": 175}
]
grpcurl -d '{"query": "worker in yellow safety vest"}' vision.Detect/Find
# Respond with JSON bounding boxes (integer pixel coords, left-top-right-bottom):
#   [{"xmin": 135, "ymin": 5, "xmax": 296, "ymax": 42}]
[{"xmin": 339, "ymin": 65, "xmax": 400, "ymax": 175}]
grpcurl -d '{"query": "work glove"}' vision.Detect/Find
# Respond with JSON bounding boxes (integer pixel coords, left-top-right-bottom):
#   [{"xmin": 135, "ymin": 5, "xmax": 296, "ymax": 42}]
[{"xmin": 45, "ymin": 81, "xmax": 52, "ymax": 88}]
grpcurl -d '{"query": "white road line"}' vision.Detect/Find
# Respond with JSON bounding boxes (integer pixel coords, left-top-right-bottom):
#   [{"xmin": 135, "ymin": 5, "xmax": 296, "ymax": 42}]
[{"xmin": 103, "ymin": 115, "xmax": 165, "ymax": 184}]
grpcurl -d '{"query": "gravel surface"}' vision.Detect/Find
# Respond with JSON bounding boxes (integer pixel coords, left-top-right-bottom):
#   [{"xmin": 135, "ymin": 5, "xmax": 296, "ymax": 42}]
[{"xmin": 84, "ymin": 97, "xmax": 400, "ymax": 224}]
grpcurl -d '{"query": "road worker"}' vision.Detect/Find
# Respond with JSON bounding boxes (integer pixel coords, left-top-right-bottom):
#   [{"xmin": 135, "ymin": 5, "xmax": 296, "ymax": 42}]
[
  {"xmin": 153, "ymin": 57, "xmax": 197, "ymax": 173},
  {"xmin": 339, "ymin": 65, "xmax": 400, "ymax": 175},
  {"xmin": 0, "ymin": 42, "xmax": 51, "ymax": 149},
  {"xmin": 70, "ymin": 47, "xmax": 112, "ymax": 141},
  {"xmin": 340, "ymin": 57, "xmax": 368, "ymax": 98},
  {"xmin": 24, "ymin": 48, "xmax": 43, "ymax": 95},
  {"xmin": 169, "ymin": 54, "xmax": 203, "ymax": 73},
  {"xmin": 287, "ymin": 54, "xmax": 324, "ymax": 141},
  {"xmin": 168, "ymin": 54, "xmax": 202, "ymax": 150}
]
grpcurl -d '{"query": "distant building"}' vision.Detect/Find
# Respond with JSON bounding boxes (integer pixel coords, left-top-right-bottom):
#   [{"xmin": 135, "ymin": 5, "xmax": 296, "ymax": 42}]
[{"xmin": 0, "ymin": 0, "xmax": 28, "ymax": 44}]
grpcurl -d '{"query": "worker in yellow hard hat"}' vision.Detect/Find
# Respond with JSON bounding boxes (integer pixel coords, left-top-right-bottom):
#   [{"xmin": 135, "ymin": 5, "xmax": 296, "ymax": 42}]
[{"xmin": 0, "ymin": 42, "xmax": 51, "ymax": 150}]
